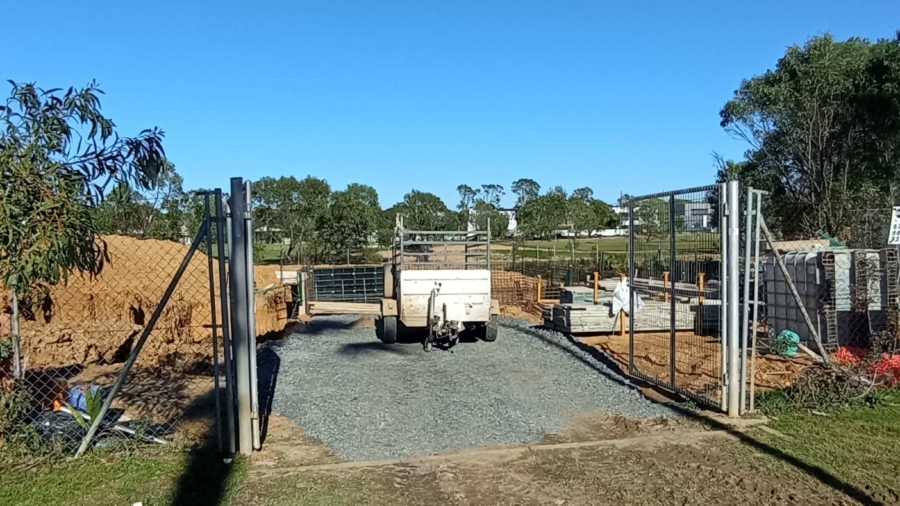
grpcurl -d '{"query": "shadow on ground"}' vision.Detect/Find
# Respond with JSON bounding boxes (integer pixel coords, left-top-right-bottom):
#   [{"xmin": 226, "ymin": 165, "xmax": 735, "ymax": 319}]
[{"xmin": 523, "ymin": 322, "xmax": 885, "ymax": 506}]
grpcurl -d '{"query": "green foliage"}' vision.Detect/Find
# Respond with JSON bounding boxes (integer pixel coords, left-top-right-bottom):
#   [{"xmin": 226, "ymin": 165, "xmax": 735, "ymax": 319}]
[
  {"xmin": 316, "ymin": 184, "xmax": 381, "ymax": 261},
  {"xmin": 395, "ymin": 190, "xmax": 455, "ymax": 231},
  {"xmin": 755, "ymin": 388, "xmax": 795, "ymax": 416},
  {"xmin": 756, "ymin": 370, "xmax": 898, "ymax": 416},
  {"xmin": 511, "ymin": 178, "xmax": 541, "ymax": 206},
  {"xmin": 0, "ymin": 80, "xmax": 165, "ymax": 291},
  {"xmin": 0, "ymin": 382, "xmax": 30, "ymax": 436},
  {"xmin": 472, "ymin": 200, "xmax": 509, "ymax": 238},
  {"xmin": 0, "ymin": 338, "xmax": 12, "ymax": 360},
  {"xmin": 635, "ymin": 198, "xmax": 668, "ymax": 241},
  {"xmin": 252, "ymin": 175, "xmax": 331, "ymax": 262},
  {"xmin": 66, "ymin": 387, "xmax": 103, "ymax": 430},
  {"xmin": 720, "ymin": 33, "xmax": 900, "ymax": 243},
  {"xmin": 93, "ymin": 161, "xmax": 196, "ymax": 241}
]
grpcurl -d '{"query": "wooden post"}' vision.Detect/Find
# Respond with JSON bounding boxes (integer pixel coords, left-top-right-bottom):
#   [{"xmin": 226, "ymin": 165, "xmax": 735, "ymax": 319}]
[
  {"xmin": 697, "ymin": 272, "xmax": 705, "ymax": 334},
  {"xmin": 619, "ymin": 273, "xmax": 627, "ymax": 336},
  {"xmin": 663, "ymin": 271, "xmax": 670, "ymax": 302},
  {"xmin": 593, "ymin": 271, "xmax": 599, "ymax": 304},
  {"xmin": 537, "ymin": 275, "xmax": 543, "ymax": 301}
]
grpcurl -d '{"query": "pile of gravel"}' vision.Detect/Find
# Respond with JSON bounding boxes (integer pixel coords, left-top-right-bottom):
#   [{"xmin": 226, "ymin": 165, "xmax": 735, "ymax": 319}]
[{"xmin": 259, "ymin": 315, "xmax": 675, "ymax": 461}]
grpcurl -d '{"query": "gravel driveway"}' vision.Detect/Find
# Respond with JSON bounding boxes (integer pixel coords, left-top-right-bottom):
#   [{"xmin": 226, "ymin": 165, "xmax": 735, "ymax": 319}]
[{"xmin": 259, "ymin": 315, "xmax": 675, "ymax": 461}]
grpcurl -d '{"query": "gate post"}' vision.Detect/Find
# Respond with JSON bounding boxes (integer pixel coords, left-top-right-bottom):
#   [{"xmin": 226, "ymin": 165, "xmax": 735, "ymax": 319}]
[
  {"xmin": 726, "ymin": 180, "xmax": 741, "ymax": 417},
  {"xmin": 229, "ymin": 177, "xmax": 254, "ymax": 455}
]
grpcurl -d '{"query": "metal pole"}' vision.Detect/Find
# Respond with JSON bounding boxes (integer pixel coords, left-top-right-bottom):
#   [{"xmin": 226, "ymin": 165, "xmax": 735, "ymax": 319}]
[
  {"xmin": 739, "ymin": 186, "xmax": 752, "ymax": 414},
  {"xmin": 669, "ymin": 195, "xmax": 676, "ymax": 386},
  {"xmin": 203, "ymin": 194, "xmax": 223, "ymax": 453},
  {"xmin": 727, "ymin": 180, "xmax": 741, "ymax": 417},
  {"xmin": 76, "ymin": 220, "xmax": 208, "ymax": 457},
  {"xmin": 628, "ymin": 198, "xmax": 636, "ymax": 375},
  {"xmin": 244, "ymin": 181, "xmax": 261, "ymax": 450},
  {"xmin": 10, "ymin": 288, "xmax": 21, "ymax": 380},
  {"xmin": 718, "ymin": 183, "xmax": 728, "ymax": 412},
  {"xmin": 749, "ymin": 190, "xmax": 763, "ymax": 412},
  {"xmin": 215, "ymin": 190, "xmax": 236, "ymax": 455},
  {"xmin": 229, "ymin": 177, "xmax": 253, "ymax": 455},
  {"xmin": 487, "ymin": 218, "xmax": 492, "ymax": 271}
]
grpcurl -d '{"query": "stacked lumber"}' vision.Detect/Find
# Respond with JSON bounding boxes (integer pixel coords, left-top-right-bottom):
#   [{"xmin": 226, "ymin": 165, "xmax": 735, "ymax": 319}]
[
  {"xmin": 308, "ymin": 301, "xmax": 381, "ymax": 316},
  {"xmin": 560, "ymin": 286, "xmax": 596, "ymax": 304},
  {"xmin": 542, "ymin": 305, "xmax": 554, "ymax": 329},
  {"xmin": 551, "ymin": 304, "xmax": 612, "ymax": 333}
]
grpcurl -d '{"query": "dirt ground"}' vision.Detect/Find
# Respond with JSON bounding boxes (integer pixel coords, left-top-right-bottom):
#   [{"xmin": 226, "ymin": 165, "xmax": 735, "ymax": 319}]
[
  {"xmin": 14, "ymin": 235, "xmax": 294, "ymax": 371},
  {"xmin": 243, "ymin": 411, "xmax": 866, "ymax": 506},
  {"xmin": 581, "ymin": 333, "xmax": 816, "ymax": 391}
]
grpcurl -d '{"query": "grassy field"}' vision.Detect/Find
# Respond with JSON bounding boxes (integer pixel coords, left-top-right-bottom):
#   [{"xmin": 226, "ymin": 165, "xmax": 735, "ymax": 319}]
[
  {"xmin": 4, "ymin": 393, "xmax": 897, "ymax": 505},
  {"xmin": 0, "ymin": 449, "xmax": 248, "ymax": 506}
]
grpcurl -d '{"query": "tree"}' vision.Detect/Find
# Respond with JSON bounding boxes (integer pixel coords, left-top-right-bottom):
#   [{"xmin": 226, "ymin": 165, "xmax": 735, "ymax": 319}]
[
  {"xmin": 589, "ymin": 199, "xmax": 617, "ymax": 230},
  {"xmin": 511, "ymin": 178, "xmax": 541, "ymax": 206},
  {"xmin": 479, "ymin": 184, "xmax": 505, "ymax": 207},
  {"xmin": 517, "ymin": 186, "xmax": 567, "ymax": 241},
  {"xmin": 472, "ymin": 200, "xmax": 509, "ymax": 239},
  {"xmin": 0, "ymin": 80, "xmax": 165, "ymax": 291},
  {"xmin": 395, "ymin": 190, "xmax": 455, "ymax": 231},
  {"xmin": 317, "ymin": 184, "xmax": 381, "ymax": 262},
  {"xmin": 94, "ymin": 161, "xmax": 189, "ymax": 241},
  {"xmin": 570, "ymin": 187, "xmax": 593, "ymax": 202},
  {"xmin": 635, "ymin": 198, "xmax": 668, "ymax": 241},
  {"xmin": 720, "ymin": 32, "xmax": 900, "ymax": 241},
  {"xmin": 252, "ymin": 175, "xmax": 331, "ymax": 261},
  {"xmin": 456, "ymin": 184, "xmax": 478, "ymax": 212}
]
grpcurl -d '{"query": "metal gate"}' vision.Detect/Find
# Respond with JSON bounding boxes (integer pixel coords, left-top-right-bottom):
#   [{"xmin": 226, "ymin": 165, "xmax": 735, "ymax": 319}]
[
  {"xmin": 309, "ymin": 265, "xmax": 385, "ymax": 303},
  {"xmin": 627, "ymin": 184, "xmax": 728, "ymax": 408}
]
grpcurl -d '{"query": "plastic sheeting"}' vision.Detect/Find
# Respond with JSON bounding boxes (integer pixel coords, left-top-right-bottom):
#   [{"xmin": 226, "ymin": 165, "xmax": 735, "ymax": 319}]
[{"xmin": 611, "ymin": 277, "xmax": 644, "ymax": 315}]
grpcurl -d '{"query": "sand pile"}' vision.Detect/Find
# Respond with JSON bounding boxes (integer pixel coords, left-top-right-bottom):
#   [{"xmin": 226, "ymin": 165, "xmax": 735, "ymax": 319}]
[{"xmin": 17, "ymin": 235, "xmax": 292, "ymax": 369}]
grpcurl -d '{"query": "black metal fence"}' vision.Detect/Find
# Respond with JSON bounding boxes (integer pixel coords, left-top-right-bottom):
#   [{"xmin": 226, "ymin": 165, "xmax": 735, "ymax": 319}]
[
  {"xmin": 627, "ymin": 185, "xmax": 725, "ymax": 409},
  {"xmin": 308, "ymin": 265, "xmax": 385, "ymax": 303}
]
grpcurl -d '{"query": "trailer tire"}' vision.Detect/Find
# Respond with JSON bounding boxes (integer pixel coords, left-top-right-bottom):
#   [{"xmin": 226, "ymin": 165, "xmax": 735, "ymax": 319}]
[
  {"xmin": 477, "ymin": 317, "xmax": 498, "ymax": 342},
  {"xmin": 377, "ymin": 316, "xmax": 398, "ymax": 344}
]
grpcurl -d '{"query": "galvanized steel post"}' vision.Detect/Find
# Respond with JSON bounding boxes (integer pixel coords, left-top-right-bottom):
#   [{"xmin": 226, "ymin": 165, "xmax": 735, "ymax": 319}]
[
  {"xmin": 244, "ymin": 180, "xmax": 261, "ymax": 450},
  {"xmin": 229, "ymin": 177, "xmax": 253, "ymax": 455},
  {"xmin": 726, "ymin": 180, "xmax": 741, "ymax": 417}
]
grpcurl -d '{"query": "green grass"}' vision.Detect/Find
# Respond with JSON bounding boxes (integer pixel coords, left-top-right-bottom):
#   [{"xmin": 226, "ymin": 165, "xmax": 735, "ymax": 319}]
[
  {"xmin": 748, "ymin": 388, "xmax": 900, "ymax": 502},
  {"xmin": 0, "ymin": 448, "xmax": 248, "ymax": 506}
]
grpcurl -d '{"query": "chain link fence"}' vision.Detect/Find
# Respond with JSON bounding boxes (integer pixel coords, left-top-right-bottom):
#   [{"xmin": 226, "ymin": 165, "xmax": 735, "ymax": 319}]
[
  {"xmin": 755, "ymin": 236, "xmax": 900, "ymax": 359},
  {"xmin": 2, "ymin": 194, "xmax": 231, "ymax": 456}
]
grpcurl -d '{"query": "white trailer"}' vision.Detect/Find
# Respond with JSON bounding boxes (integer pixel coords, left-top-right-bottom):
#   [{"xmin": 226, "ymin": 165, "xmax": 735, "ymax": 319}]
[{"xmin": 377, "ymin": 225, "xmax": 500, "ymax": 350}]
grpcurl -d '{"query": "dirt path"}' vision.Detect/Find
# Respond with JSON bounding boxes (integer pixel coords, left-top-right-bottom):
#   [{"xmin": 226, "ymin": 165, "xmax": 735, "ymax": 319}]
[
  {"xmin": 242, "ymin": 412, "xmax": 867, "ymax": 505},
  {"xmin": 241, "ymin": 426, "xmax": 863, "ymax": 505}
]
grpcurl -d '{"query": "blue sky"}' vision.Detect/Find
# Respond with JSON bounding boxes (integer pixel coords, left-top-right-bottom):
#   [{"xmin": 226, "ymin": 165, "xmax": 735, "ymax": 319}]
[{"xmin": 3, "ymin": 1, "xmax": 898, "ymax": 208}]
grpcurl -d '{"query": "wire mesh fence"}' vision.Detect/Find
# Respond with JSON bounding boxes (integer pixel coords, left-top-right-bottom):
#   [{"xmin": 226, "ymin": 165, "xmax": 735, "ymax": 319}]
[
  {"xmin": 627, "ymin": 186, "xmax": 725, "ymax": 407},
  {"xmin": 2, "ymin": 196, "xmax": 228, "ymax": 456},
  {"xmin": 756, "ymin": 238, "xmax": 900, "ymax": 357}
]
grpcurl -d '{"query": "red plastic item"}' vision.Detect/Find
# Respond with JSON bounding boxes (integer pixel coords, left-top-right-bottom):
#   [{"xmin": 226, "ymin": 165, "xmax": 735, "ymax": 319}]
[
  {"xmin": 874, "ymin": 354, "xmax": 900, "ymax": 384},
  {"xmin": 833, "ymin": 346, "xmax": 868, "ymax": 364}
]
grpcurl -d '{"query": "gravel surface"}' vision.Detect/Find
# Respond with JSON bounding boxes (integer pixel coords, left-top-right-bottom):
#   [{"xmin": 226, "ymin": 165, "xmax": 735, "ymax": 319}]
[{"xmin": 259, "ymin": 315, "xmax": 676, "ymax": 461}]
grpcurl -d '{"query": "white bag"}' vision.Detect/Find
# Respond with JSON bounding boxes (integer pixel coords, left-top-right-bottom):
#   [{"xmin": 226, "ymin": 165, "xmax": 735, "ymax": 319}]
[{"xmin": 611, "ymin": 277, "xmax": 644, "ymax": 315}]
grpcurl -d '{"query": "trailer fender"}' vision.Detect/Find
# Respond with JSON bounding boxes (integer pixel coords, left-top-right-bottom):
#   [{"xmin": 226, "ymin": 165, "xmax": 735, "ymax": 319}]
[
  {"xmin": 381, "ymin": 298, "xmax": 398, "ymax": 317},
  {"xmin": 490, "ymin": 298, "xmax": 500, "ymax": 316}
]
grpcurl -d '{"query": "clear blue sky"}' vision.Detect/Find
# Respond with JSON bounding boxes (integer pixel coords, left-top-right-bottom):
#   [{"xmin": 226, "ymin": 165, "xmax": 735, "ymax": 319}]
[{"xmin": 4, "ymin": 1, "xmax": 898, "ymax": 208}]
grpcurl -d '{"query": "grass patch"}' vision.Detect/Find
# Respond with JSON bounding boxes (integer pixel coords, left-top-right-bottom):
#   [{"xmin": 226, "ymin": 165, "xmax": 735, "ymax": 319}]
[
  {"xmin": 0, "ymin": 447, "xmax": 248, "ymax": 506},
  {"xmin": 750, "ymin": 387, "xmax": 900, "ymax": 502}
]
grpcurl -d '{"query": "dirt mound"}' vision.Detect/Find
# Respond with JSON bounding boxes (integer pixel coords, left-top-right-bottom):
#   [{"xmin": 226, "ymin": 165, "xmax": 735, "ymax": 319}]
[{"xmin": 18, "ymin": 235, "xmax": 292, "ymax": 370}]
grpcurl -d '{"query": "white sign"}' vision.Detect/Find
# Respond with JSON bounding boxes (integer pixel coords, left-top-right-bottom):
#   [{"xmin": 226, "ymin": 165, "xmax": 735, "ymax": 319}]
[{"xmin": 889, "ymin": 207, "xmax": 900, "ymax": 245}]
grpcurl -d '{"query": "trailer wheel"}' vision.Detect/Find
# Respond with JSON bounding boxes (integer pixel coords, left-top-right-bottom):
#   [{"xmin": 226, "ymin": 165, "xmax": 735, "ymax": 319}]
[
  {"xmin": 477, "ymin": 317, "xmax": 498, "ymax": 342},
  {"xmin": 377, "ymin": 316, "xmax": 398, "ymax": 344}
]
